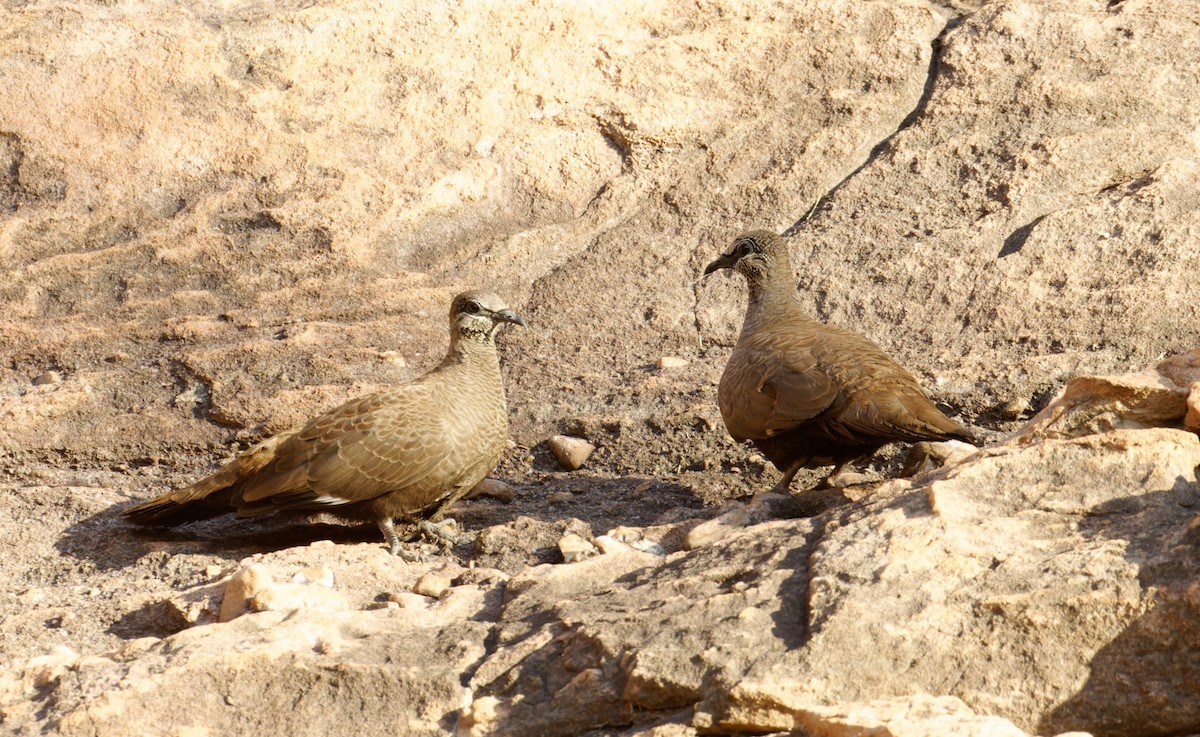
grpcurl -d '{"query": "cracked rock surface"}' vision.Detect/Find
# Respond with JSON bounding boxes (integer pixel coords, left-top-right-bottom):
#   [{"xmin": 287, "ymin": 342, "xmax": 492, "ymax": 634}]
[{"xmin": 3, "ymin": 0, "xmax": 1200, "ymax": 735}]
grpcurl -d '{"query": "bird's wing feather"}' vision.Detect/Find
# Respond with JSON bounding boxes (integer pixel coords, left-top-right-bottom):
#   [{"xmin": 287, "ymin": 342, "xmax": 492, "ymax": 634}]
[
  {"xmin": 719, "ymin": 339, "xmax": 840, "ymax": 440},
  {"xmin": 822, "ymin": 376, "xmax": 970, "ymax": 444},
  {"xmin": 236, "ymin": 384, "xmax": 457, "ymax": 509}
]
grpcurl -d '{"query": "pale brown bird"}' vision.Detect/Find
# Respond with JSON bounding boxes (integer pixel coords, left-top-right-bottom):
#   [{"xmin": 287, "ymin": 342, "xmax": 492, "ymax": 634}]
[
  {"xmin": 703, "ymin": 230, "xmax": 974, "ymax": 493},
  {"xmin": 124, "ymin": 291, "xmax": 526, "ymax": 558}
]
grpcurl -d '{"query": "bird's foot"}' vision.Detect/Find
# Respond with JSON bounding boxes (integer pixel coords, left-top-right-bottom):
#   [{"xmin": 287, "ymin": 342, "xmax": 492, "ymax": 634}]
[
  {"xmin": 767, "ymin": 460, "xmax": 806, "ymax": 496},
  {"xmin": 389, "ymin": 541, "xmax": 427, "ymax": 563},
  {"xmin": 380, "ymin": 517, "xmax": 428, "ymax": 561},
  {"xmin": 416, "ymin": 518, "xmax": 472, "ymax": 549}
]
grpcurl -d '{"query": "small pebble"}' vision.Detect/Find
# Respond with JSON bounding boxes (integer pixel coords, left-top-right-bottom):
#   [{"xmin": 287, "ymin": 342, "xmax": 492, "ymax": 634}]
[
  {"xmin": 656, "ymin": 356, "xmax": 689, "ymax": 369},
  {"xmin": 466, "ymin": 478, "xmax": 516, "ymax": 502},
  {"xmin": 548, "ymin": 435, "xmax": 595, "ymax": 470},
  {"xmin": 32, "ymin": 371, "xmax": 62, "ymax": 386},
  {"xmin": 558, "ymin": 532, "xmax": 598, "ymax": 563},
  {"xmin": 591, "ymin": 535, "xmax": 632, "ymax": 555},
  {"xmin": 1000, "ymin": 397, "xmax": 1030, "ymax": 420},
  {"xmin": 219, "ymin": 564, "xmax": 273, "ymax": 622},
  {"xmin": 414, "ymin": 572, "xmax": 452, "ymax": 598}
]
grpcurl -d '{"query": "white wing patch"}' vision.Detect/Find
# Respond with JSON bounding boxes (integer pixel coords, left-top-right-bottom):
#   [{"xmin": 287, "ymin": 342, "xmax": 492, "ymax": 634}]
[{"xmin": 309, "ymin": 494, "xmax": 355, "ymax": 506}]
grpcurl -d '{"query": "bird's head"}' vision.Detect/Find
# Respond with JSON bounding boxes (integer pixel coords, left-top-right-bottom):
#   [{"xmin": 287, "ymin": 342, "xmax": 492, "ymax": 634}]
[
  {"xmin": 450, "ymin": 291, "xmax": 527, "ymax": 341},
  {"xmin": 703, "ymin": 230, "xmax": 790, "ymax": 283}
]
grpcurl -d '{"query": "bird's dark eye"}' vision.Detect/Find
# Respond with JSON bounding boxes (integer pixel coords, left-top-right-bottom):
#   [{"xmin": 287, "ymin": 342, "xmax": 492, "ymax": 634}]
[
  {"xmin": 463, "ymin": 301, "xmax": 481, "ymax": 315},
  {"xmin": 735, "ymin": 241, "xmax": 753, "ymax": 257}
]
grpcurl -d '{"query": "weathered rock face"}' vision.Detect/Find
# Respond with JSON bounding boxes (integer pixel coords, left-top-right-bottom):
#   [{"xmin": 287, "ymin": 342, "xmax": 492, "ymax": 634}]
[
  {"xmin": 4, "ymin": 0, "xmax": 1200, "ymax": 734},
  {"xmin": 0, "ymin": 0, "xmax": 950, "ymax": 465}
]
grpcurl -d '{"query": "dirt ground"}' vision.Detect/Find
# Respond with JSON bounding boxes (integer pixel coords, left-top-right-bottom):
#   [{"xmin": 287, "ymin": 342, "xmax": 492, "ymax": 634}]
[{"xmin": 0, "ymin": 394, "xmax": 985, "ymax": 665}]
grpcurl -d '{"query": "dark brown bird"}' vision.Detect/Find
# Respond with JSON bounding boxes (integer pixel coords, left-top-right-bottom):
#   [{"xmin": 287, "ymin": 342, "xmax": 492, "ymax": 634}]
[
  {"xmin": 124, "ymin": 291, "xmax": 526, "ymax": 558},
  {"xmin": 703, "ymin": 230, "xmax": 973, "ymax": 493}
]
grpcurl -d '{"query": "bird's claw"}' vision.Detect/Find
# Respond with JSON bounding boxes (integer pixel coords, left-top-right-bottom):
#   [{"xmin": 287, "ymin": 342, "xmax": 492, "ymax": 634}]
[{"xmin": 416, "ymin": 518, "xmax": 471, "ymax": 548}]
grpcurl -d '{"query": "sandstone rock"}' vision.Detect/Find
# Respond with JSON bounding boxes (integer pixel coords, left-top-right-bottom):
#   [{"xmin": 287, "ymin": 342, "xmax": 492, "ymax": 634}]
[
  {"xmin": 250, "ymin": 581, "xmax": 349, "ymax": 614},
  {"xmin": 558, "ymin": 532, "xmax": 598, "ymax": 563},
  {"xmin": 11, "ymin": 400, "xmax": 1199, "ymax": 736},
  {"xmin": 292, "ymin": 565, "xmax": 334, "ymax": 587},
  {"xmin": 591, "ymin": 534, "xmax": 633, "ymax": 556},
  {"xmin": 464, "ymin": 478, "xmax": 516, "ymax": 503},
  {"xmin": 387, "ymin": 592, "xmax": 431, "ymax": 610},
  {"xmin": 1019, "ymin": 348, "xmax": 1200, "ymax": 440},
  {"xmin": 1187, "ymin": 382, "xmax": 1200, "ymax": 434},
  {"xmin": 656, "ymin": 357, "xmax": 689, "ymax": 370},
  {"xmin": 31, "ymin": 371, "xmax": 61, "ymax": 386},
  {"xmin": 696, "ymin": 690, "xmax": 1035, "ymax": 737},
  {"xmin": 2, "ymin": 608, "xmax": 493, "ymax": 737},
  {"xmin": 218, "ymin": 564, "xmax": 274, "ymax": 623},
  {"xmin": 413, "ymin": 572, "xmax": 452, "ymax": 599},
  {"xmin": 456, "ymin": 423, "xmax": 1200, "ymax": 737},
  {"xmin": 548, "ymin": 435, "xmax": 595, "ymax": 471},
  {"xmin": 901, "ymin": 439, "xmax": 979, "ymax": 476},
  {"xmin": 683, "ymin": 493, "xmax": 795, "ymax": 549},
  {"xmin": 220, "ymin": 562, "xmax": 348, "ymax": 621},
  {"xmin": 605, "ymin": 525, "xmax": 670, "ymax": 556}
]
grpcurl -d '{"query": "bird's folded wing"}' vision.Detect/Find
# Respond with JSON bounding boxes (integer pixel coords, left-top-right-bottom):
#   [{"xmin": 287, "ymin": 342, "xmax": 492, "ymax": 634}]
[
  {"xmin": 821, "ymin": 378, "xmax": 964, "ymax": 444},
  {"xmin": 237, "ymin": 387, "xmax": 455, "ymax": 508},
  {"xmin": 721, "ymin": 345, "xmax": 840, "ymax": 439}
]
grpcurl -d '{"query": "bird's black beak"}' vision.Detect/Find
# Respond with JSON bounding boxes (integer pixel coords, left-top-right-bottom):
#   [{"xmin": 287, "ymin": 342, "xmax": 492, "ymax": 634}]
[
  {"xmin": 703, "ymin": 253, "xmax": 735, "ymax": 276},
  {"xmin": 495, "ymin": 308, "xmax": 528, "ymax": 328}
]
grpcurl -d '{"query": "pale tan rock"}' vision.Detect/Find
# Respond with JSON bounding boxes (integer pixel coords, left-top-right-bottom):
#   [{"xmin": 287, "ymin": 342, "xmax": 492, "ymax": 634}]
[
  {"xmin": 590, "ymin": 535, "xmax": 632, "ymax": 555},
  {"xmin": 558, "ymin": 532, "xmax": 598, "ymax": 563},
  {"xmin": 601, "ymin": 526, "xmax": 668, "ymax": 555},
  {"xmin": 1185, "ymin": 381, "xmax": 1200, "ymax": 434},
  {"xmin": 250, "ymin": 582, "xmax": 349, "ymax": 614},
  {"xmin": 457, "ymin": 695, "xmax": 508, "ymax": 737},
  {"xmin": 656, "ymin": 356, "xmax": 689, "ymax": 370},
  {"xmin": 683, "ymin": 493, "xmax": 792, "ymax": 549},
  {"xmin": 548, "ymin": 435, "xmax": 595, "ymax": 471},
  {"xmin": 218, "ymin": 564, "xmax": 274, "ymax": 623},
  {"xmin": 700, "ymin": 687, "xmax": 1033, "ymax": 737},
  {"xmin": 21, "ymin": 646, "xmax": 79, "ymax": 691},
  {"xmin": 683, "ymin": 507, "xmax": 748, "ymax": 550},
  {"xmin": 31, "ymin": 371, "xmax": 61, "ymax": 386},
  {"xmin": 463, "ymin": 423, "xmax": 1200, "ymax": 736},
  {"xmin": 292, "ymin": 565, "xmax": 334, "ymax": 587},
  {"xmin": 902, "ymin": 439, "xmax": 979, "ymax": 476},
  {"xmin": 464, "ymin": 478, "xmax": 516, "ymax": 502},
  {"xmin": 413, "ymin": 572, "xmax": 453, "ymax": 599},
  {"xmin": 1017, "ymin": 349, "xmax": 1200, "ymax": 441}
]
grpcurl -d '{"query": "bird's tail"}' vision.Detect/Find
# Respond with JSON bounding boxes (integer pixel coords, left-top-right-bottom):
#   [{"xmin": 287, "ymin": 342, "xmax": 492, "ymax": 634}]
[
  {"xmin": 124, "ymin": 434, "xmax": 292, "ymax": 526},
  {"xmin": 123, "ymin": 474, "xmax": 241, "ymax": 527}
]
